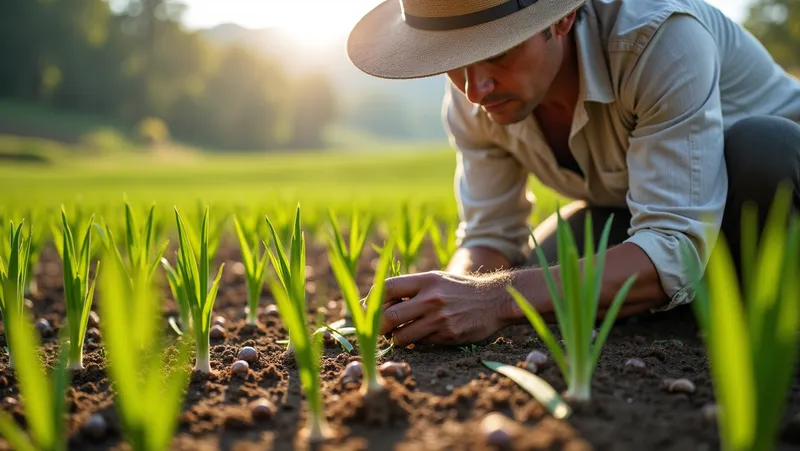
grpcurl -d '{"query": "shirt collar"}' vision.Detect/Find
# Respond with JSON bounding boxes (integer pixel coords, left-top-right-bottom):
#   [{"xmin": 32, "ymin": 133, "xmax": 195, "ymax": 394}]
[{"xmin": 574, "ymin": 3, "xmax": 615, "ymax": 104}]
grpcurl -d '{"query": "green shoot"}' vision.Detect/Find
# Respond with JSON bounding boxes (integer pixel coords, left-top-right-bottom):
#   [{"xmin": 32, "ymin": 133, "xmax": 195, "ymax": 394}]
[
  {"xmin": 265, "ymin": 205, "xmax": 332, "ymax": 444},
  {"xmin": 327, "ymin": 208, "xmax": 373, "ymax": 327},
  {"xmin": 172, "ymin": 206, "xmax": 225, "ymax": 373},
  {"xmin": 100, "ymin": 202, "xmax": 169, "ymax": 291},
  {"xmin": 429, "ymin": 217, "xmax": 458, "ymax": 269},
  {"xmin": 98, "ymin": 246, "xmax": 192, "ymax": 451},
  {"xmin": 482, "ymin": 361, "xmax": 571, "ymax": 419},
  {"xmin": 0, "ymin": 306, "xmax": 70, "ymax": 451},
  {"xmin": 0, "ymin": 220, "xmax": 32, "ymax": 369},
  {"xmin": 682, "ymin": 184, "xmax": 800, "ymax": 451},
  {"xmin": 60, "ymin": 209, "xmax": 99, "ymax": 370},
  {"xmin": 233, "ymin": 215, "xmax": 268, "ymax": 325},
  {"xmin": 328, "ymin": 235, "xmax": 394, "ymax": 396},
  {"xmin": 394, "ymin": 202, "xmax": 432, "ymax": 274},
  {"xmin": 507, "ymin": 211, "xmax": 637, "ymax": 402}
]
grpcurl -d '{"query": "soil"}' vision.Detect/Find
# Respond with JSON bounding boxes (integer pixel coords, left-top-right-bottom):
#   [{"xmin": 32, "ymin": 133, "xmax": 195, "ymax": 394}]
[{"xmin": 2, "ymin": 237, "xmax": 800, "ymax": 451}]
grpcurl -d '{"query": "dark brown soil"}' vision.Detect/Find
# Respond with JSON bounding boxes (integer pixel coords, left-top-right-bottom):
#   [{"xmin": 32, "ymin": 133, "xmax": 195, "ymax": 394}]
[{"xmin": 3, "ymin": 238, "xmax": 800, "ymax": 451}]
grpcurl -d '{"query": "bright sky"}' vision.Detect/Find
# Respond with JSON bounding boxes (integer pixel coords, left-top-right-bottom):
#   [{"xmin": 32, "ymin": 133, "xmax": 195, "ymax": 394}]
[{"xmin": 181, "ymin": 0, "xmax": 751, "ymax": 41}]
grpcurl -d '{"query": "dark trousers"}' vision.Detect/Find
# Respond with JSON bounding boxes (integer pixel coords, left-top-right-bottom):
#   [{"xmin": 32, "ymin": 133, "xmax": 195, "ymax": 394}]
[{"xmin": 523, "ymin": 116, "xmax": 800, "ymax": 279}]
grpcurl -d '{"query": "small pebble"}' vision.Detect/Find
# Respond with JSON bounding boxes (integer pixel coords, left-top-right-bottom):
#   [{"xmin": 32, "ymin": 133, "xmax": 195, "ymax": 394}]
[
  {"xmin": 84, "ymin": 414, "xmax": 107, "ymax": 440},
  {"xmin": 24, "ymin": 299, "xmax": 33, "ymax": 309},
  {"xmin": 2, "ymin": 397, "xmax": 17, "ymax": 407},
  {"xmin": 238, "ymin": 346, "xmax": 258, "ymax": 364},
  {"xmin": 231, "ymin": 360, "xmax": 249, "ymax": 376},
  {"xmin": 702, "ymin": 403, "xmax": 718, "ymax": 422},
  {"xmin": 87, "ymin": 328, "xmax": 102, "ymax": 342},
  {"xmin": 210, "ymin": 325, "xmax": 226, "ymax": 340},
  {"xmin": 251, "ymin": 398, "xmax": 277, "ymax": 421},
  {"xmin": 88, "ymin": 311, "xmax": 100, "ymax": 328},
  {"xmin": 341, "ymin": 361, "xmax": 363, "ymax": 385},
  {"xmin": 526, "ymin": 350, "xmax": 548, "ymax": 366},
  {"xmin": 231, "ymin": 262, "xmax": 246, "ymax": 276},
  {"xmin": 212, "ymin": 316, "xmax": 226, "ymax": 327},
  {"xmin": 480, "ymin": 412, "xmax": 516, "ymax": 449},
  {"xmin": 264, "ymin": 305, "xmax": 278, "ymax": 316},
  {"xmin": 35, "ymin": 318, "xmax": 52, "ymax": 337},
  {"xmin": 321, "ymin": 330, "xmax": 335, "ymax": 345},
  {"xmin": 668, "ymin": 378, "xmax": 695, "ymax": 394},
  {"xmin": 379, "ymin": 361, "xmax": 410, "ymax": 380},
  {"xmin": 625, "ymin": 358, "xmax": 646, "ymax": 369}
]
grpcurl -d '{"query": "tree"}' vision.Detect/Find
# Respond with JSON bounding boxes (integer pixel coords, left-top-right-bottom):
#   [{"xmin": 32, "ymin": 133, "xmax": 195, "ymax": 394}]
[
  {"xmin": 745, "ymin": 0, "xmax": 800, "ymax": 71},
  {"xmin": 288, "ymin": 73, "xmax": 337, "ymax": 149}
]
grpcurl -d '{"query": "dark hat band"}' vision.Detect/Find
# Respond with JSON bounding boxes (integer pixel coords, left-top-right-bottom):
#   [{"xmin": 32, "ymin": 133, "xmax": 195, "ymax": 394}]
[{"xmin": 402, "ymin": 0, "xmax": 539, "ymax": 31}]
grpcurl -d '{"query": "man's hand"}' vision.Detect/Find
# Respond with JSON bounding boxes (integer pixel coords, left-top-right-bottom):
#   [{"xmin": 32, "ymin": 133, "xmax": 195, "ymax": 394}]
[{"xmin": 375, "ymin": 271, "xmax": 515, "ymax": 347}]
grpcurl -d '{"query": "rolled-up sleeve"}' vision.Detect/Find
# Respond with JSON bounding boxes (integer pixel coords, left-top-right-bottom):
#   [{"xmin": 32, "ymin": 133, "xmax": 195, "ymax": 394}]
[
  {"xmin": 619, "ymin": 14, "xmax": 728, "ymax": 311},
  {"xmin": 442, "ymin": 81, "xmax": 534, "ymax": 265}
]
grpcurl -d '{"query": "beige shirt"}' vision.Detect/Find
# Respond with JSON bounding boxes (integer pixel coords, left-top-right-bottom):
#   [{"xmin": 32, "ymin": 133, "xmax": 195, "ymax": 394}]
[{"xmin": 442, "ymin": 0, "xmax": 800, "ymax": 311}]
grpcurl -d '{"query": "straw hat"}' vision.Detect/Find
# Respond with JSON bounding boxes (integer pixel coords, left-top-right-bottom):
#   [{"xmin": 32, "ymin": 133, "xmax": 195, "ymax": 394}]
[{"xmin": 347, "ymin": 0, "xmax": 587, "ymax": 80}]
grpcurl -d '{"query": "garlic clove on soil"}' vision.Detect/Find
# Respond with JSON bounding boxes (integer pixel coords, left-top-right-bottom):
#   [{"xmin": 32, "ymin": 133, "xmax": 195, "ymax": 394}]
[
  {"xmin": 251, "ymin": 398, "xmax": 277, "ymax": 421},
  {"xmin": 88, "ymin": 311, "xmax": 100, "ymax": 328},
  {"xmin": 525, "ymin": 350, "xmax": 548, "ymax": 372},
  {"xmin": 264, "ymin": 305, "xmax": 279, "ymax": 316},
  {"xmin": 238, "ymin": 346, "xmax": 258, "ymax": 364},
  {"xmin": 668, "ymin": 378, "xmax": 695, "ymax": 394},
  {"xmin": 341, "ymin": 361, "xmax": 363, "ymax": 385},
  {"xmin": 480, "ymin": 412, "xmax": 519, "ymax": 449},
  {"xmin": 84, "ymin": 414, "xmax": 107, "ymax": 440},
  {"xmin": 212, "ymin": 316, "xmax": 226, "ymax": 327},
  {"xmin": 379, "ymin": 361, "xmax": 411, "ymax": 380},
  {"xmin": 210, "ymin": 325, "xmax": 226, "ymax": 340},
  {"xmin": 624, "ymin": 358, "xmax": 646, "ymax": 369},
  {"xmin": 231, "ymin": 360, "xmax": 250, "ymax": 376},
  {"xmin": 35, "ymin": 318, "xmax": 52, "ymax": 337}
]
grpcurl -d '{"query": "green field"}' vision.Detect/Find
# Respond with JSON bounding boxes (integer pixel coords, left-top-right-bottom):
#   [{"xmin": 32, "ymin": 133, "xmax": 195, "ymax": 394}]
[{"xmin": 0, "ymin": 134, "xmax": 567, "ymax": 227}]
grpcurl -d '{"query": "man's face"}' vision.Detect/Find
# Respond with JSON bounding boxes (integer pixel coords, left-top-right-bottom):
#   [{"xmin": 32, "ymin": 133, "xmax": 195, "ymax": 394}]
[{"xmin": 445, "ymin": 29, "xmax": 563, "ymax": 125}]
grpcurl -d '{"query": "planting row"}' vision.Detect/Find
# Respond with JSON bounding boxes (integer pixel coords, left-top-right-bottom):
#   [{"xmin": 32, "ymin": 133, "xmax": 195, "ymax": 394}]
[{"xmin": 1, "ymin": 186, "xmax": 800, "ymax": 451}]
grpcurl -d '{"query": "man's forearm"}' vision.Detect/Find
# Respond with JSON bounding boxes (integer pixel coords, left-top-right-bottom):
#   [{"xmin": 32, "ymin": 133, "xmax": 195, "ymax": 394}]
[
  {"xmin": 497, "ymin": 242, "xmax": 670, "ymax": 324},
  {"xmin": 446, "ymin": 245, "xmax": 512, "ymax": 275}
]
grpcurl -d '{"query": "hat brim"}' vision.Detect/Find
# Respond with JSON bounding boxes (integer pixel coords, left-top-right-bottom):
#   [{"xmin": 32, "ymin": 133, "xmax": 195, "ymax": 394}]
[{"xmin": 347, "ymin": 0, "xmax": 587, "ymax": 80}]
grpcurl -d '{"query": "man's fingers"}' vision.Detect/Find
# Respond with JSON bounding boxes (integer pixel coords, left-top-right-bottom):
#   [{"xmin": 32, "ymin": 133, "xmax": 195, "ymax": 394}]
[
  {"xmin": 380, "ymin": 295, "xmax": 430, "ymax": 335},
  {"xmin": 389, "ymin": 315, "xmax": 438, "ymax": 348},
  {"xmin": 382, "ymin": 273, "xmax": 429, "ymax": 304}
]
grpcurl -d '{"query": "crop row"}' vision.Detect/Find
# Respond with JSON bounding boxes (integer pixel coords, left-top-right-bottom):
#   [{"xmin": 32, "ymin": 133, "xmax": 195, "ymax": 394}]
[{"xmin": 1, "ymin": 185, "xmax": 799, "ymax": 451}]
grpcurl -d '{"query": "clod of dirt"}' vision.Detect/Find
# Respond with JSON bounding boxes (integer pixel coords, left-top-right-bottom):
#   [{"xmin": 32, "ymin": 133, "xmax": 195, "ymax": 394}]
[
  {"xmin": 36, "ymin": 318, "xmax": 53, "ymax": 337},
  {"xmin": 379, "ymin": 361, "xmax": 410, "ymax": 380},
  {"xmin": 210, "ymin": 325, "xmax": 226, "ymax": 340},
  {"xmin": 250, "ymin": 398, "xmax": 277, "ymax": 421},
  {"xmin": 625, "ymin": 358, "xmax": 646, "ymax": 369},
  {"xmin": 667, "ymin": 379, "xmax": 695, "ymax": 394},
  {"xmin": 83, "ymin": 413, "xmax": 107, "ymax": 440},
  {"xmin": 341, "ymin": 361, "xmax": 363, "ymax": 386},
  {"xmin": 435, "ymin": 367, "xmax": 448, "ymax": 378},
  {"xmin": 479, "ymin": 412, "xmax": 519, "ymax": 450},
  {"xmin": 231, "ymin": 360, "xmax": 249, "ymax": 377},
  {"xmin": 87, "ymin": 311, "xmax": 100, "ymax": 328},
  {"xmin": 213, "ymin": 316, "xmax": 226, "ymax": 327},
  {"xmin": 321, "ymin": 330, "xmax": 335, "ymax": 345},
  {"xmin": 86, "ymin": 328, "xmax": 101, "ymax": 342},
  {"xmin": 238, "ymin": 346, "xmax": 258, "ymax": 364}
]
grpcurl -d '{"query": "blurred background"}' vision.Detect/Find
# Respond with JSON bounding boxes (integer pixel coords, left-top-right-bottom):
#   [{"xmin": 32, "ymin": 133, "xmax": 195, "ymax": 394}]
[{"xmin": 0, "ymin": 0, "xmax": 797, "ymax": 214}]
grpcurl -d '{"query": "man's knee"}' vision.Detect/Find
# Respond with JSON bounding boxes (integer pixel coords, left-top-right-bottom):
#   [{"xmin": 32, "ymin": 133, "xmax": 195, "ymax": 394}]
[{"xmin": 724, "ymin": 115, "xmax": 800, "ymax": 201}]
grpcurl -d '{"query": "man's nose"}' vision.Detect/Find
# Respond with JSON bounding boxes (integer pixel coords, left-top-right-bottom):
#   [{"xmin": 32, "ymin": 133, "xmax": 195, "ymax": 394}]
[{"xmin": 464, "ymin": 64, "xmax": 495, "ymax": 104}]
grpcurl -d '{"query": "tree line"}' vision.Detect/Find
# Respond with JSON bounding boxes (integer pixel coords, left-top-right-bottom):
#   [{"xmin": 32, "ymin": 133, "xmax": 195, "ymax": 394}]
[{"xmin": 0, "ymin": 0, "xmax": 336, "ymax": 150}]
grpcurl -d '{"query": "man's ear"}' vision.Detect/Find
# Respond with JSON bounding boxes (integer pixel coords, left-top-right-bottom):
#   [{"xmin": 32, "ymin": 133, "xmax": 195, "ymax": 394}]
[{"xmin": 552, "ymin": 12, "xmax": 577, "ymax": 37}]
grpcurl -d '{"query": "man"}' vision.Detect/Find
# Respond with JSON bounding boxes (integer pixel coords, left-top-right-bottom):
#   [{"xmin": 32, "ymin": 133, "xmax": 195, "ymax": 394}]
[{"xmin": 346, "ymin": 0, "xmax": 800, "ymax": 347}]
